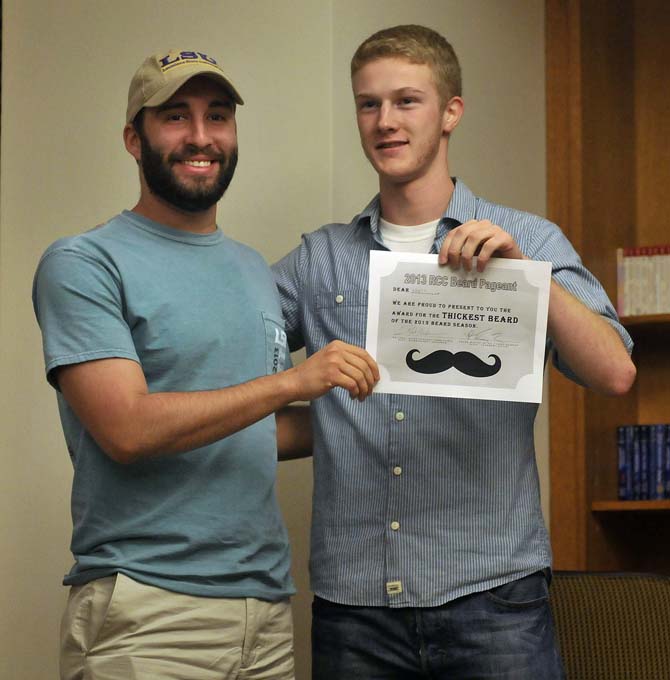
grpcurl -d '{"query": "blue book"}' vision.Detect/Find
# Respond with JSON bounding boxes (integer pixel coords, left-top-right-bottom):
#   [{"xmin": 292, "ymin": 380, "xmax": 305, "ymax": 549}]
[
  {"xmin": 624, "ymin": 426, "xmax": 634, "ymax": 501},
  {"xmin": 639, "ymin": 425, "xmax": 650, "ymax": 500},
  {"xmin": 632, "ymin": 426, "xmax": 641, "ymax": 500},
  {"xmin": 617, "ymin": 426, "xmax": 630, "ymax": 500},
  {"xmin": 665, "ymin": 425, "xmax": 670, "ymax": 499},
  {"xmin": 650, "ymin": 424, "xmax": 665, "ymax": 500}
]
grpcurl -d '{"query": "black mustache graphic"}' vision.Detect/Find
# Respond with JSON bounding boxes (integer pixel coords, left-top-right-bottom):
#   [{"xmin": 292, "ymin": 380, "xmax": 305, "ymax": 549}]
[{"xmin": 406, "ymin": 349, "xmax": 502, "ymax": 377}]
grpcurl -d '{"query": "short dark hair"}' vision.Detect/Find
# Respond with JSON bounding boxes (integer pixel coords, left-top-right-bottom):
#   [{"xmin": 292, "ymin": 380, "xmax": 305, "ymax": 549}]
[{"xmin": 131, "ymin": 109, "xmax": 145, "ymax": 135}]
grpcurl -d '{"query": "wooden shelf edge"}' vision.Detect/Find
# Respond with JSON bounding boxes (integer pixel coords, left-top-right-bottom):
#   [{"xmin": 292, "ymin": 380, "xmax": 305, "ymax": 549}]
[
  {"xmin": 620, "ymin": 314, "xmax": 670, "ymax": 327},
  {"xmin": 592, "ymin": 500, "xmax": 670, "ymax": 512}
]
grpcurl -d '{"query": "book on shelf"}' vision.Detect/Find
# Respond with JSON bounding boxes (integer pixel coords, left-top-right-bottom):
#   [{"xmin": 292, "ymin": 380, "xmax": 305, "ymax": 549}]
[
  {"xmin": 616, "ymin": 245, "xmax": 670, "ymax": 317},
  {"xmin": 639, "ymin": 425, "xmax": 649, "ymax": 500},
  {"xmin": 617, "ymin": 424, "xmax": 670, "ymax": 501},
  {"xmin": 652, "ymin": 424, "xmax": 665, "ymax": 500}
]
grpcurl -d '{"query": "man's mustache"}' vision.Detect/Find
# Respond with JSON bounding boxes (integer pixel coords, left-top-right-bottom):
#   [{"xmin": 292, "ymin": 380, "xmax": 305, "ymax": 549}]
[
  {"xmin": 169, "ymin": 145, "xmax": 227, "ymax": 163},
  {"xmin": 406, "ymin": 349, "xmax": 502, "ymax": 377}
]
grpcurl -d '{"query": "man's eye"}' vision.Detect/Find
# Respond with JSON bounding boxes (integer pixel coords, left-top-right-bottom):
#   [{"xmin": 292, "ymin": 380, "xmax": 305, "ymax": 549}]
[
  {"xmin": 399, "ymin": 98, "xmax": 417, "ymax": 106},
  {"xmin": 359, "ymin": 100, "xmax": 378, "ymax": 110}
]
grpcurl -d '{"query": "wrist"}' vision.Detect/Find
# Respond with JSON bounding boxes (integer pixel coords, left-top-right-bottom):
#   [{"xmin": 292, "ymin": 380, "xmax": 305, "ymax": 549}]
[{"xmin": 272, "ymin": 366, "xmax": 301, "ymax": 405}]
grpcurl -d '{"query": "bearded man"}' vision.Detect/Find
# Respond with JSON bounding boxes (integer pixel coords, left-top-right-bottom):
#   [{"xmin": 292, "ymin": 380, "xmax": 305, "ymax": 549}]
[{"xmin": 33, "ymin": 49, "xmax": 378, "ymax": 680}]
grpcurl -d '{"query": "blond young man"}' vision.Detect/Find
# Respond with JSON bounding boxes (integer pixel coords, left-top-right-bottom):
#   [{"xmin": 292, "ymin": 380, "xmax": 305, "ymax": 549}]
[
  {"xmin": 33, "ymin": 49, "xmax": 378, "ymax": 680},
  {"xmin": 274, "ymin": 25, "xmax": 635, "ymax": 679}
]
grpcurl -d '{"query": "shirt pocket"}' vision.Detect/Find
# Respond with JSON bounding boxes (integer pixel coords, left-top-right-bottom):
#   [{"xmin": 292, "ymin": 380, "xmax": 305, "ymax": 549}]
[
  {"xmin": 261, "ymin": 312, "xmax": 289, "ymax": 375},
  {"xmin": 315, "ymin": 288, "xmax": 368, "ymax": 347}
]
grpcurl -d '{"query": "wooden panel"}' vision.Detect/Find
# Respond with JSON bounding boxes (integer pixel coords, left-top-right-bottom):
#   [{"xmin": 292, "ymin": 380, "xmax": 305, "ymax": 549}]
[
  {"xmin": 547, "ymin": 0, "xmax": 589, "ymax": 570},
  {"xmin": 633, "ymin": 333, "xmax": 670, "ymax": 423},
  {"xmin": 635, "ymin": 0, "xmax": 670, "ymax": 243},
  {"xmin": 579, "ymin": 0, "xmax": 636, "ymax": 295},
  {"xmin": 623, "ymin": 319, "xmax": 670, "ymax": 424},
  {"xmin": 632, "ymin": 1, "xmax": 670, "ymax": 428},
  {"xmin": 549, "ymin": 371, "xmax": 588, "ymax": 569},
  {"xmin": 546, "ymin": 0, "xmax": 583, "ymax": 245}
]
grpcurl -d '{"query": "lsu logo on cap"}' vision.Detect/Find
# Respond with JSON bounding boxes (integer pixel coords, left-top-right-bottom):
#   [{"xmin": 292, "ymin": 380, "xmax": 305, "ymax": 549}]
[{"xmin": 159, "ymin": 51, "xmax": 222, "ymax": 72}]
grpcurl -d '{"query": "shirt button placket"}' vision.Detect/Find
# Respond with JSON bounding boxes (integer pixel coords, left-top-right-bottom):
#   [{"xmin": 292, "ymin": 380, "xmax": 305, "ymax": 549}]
[{"xmin": 387, "ymin": 407, "xmax": 404, "ymax": 600}]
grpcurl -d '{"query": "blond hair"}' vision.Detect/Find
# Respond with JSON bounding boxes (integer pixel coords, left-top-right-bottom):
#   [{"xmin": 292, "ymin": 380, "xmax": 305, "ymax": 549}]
[{"xmin": 351, "ymin": 25, "xmax": 461, "ymax": 106}]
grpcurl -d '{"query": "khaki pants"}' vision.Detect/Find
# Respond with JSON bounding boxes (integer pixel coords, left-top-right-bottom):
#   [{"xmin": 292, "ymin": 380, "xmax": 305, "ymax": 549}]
[{"xmin": 60, "ymin": 573, "xmax": 294, "ymax": 680}]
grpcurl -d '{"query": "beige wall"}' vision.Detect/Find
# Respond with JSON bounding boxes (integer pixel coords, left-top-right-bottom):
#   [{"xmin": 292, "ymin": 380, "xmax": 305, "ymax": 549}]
[{"xmin": 0, "ymin": 2, "xmax": 546, "ymax": 678}]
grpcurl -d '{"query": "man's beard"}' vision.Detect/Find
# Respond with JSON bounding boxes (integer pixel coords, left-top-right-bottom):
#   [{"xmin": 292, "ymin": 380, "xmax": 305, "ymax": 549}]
[{"xmin": 139, "ymin": 130, "xmax": 238, "ymax": 213}]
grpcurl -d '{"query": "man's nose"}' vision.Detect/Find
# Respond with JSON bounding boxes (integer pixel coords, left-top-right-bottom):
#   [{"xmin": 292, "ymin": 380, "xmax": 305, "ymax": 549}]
[
  {"xmin": 377, "ymin": 102, "xmax": 398, "ymax": 131},
  {"xmin": 184, "ymin": 118, "xmax": 212, "ymax": 148}
]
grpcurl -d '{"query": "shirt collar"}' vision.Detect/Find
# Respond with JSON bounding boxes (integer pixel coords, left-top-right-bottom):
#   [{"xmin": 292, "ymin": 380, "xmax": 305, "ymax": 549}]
[{"xmin": 355, "ymin": 178, "xmax": 478, "ymax": 241}]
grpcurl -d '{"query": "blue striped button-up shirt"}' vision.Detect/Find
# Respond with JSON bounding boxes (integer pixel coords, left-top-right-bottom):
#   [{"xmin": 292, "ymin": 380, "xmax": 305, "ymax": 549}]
[{"xmin": 272, "ymin": 179, "xmax": 632, "ymax": 607}]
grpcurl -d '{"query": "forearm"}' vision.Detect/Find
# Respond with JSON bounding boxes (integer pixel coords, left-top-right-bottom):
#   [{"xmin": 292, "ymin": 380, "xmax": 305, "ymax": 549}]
[
  {"xmin": 437, "ymin": 218, "xmax": 636, "ymax": 394},
  {"xmin": 116, "ymin": 374, "xmax": 302, "ymax": 462},
  {"xmin": 547, "ymin": 280, "xmax": 636, "ymax": 395},
  {"xmin": 276, "ymin": 404, "xmax": 313, "ymax": 461},
  {"xmin": 72, "ymin": 369, "xmax": 304, "ymax": 464},
  {"xmin": 58, "ymin": 340, "xmax": 378, "ymax": 465}
]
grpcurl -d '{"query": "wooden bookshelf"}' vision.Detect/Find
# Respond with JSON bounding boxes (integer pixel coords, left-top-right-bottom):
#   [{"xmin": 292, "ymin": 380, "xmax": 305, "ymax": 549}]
[{"xmin": 547, "ymin": 0, "xmax": 670, "ymax": 573}]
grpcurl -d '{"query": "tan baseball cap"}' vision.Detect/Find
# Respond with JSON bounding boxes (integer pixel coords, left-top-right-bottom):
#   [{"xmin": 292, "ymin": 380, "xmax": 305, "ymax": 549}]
[{"xmin": 126, "ymin": 49, "xmax": 244, "ymax": 123}]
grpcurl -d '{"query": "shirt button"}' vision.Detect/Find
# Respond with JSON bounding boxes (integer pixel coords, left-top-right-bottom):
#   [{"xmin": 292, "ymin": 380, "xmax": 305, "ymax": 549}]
[
  {"xmin": 335, "ymin": 294, "xmax": 344, "ymax": 304},
  {"xmin": 390, "ymin": 521, "xmax": 400, "ymax": 531},
  {"xmin": 393, "ymin": 466, "xmax": 402, "ymax": 476},
  {"xmin": 395, "ymin": 411, "xmax": 405, "ymax": 421}
]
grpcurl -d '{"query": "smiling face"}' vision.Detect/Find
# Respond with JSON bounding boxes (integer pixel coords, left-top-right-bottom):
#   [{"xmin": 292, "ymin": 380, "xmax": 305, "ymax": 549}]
[
  {"xmin": 353, "ymin": 57, "xmax": 461, "ymax": 191},
  {"xmin": 125, "ymin": 76, "xmax": 238, "ymax": 219}
]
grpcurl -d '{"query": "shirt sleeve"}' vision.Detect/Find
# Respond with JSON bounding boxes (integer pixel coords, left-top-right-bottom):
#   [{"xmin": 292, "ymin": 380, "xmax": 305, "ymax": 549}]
[
  {"xmin": 32, "ymin": 247, "xmax": 139, "ymax": 388},
  {"xmin": 272, "ymin": 242, "xmax": 307, "ymax": 353},
  {"xmin": 526, "ymin": 219, "xmax": 633, "ymax": 384}
]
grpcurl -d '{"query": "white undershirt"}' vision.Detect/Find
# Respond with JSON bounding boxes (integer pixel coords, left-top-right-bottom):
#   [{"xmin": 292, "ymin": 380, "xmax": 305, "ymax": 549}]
[{"xmin": 378, "ymin": 217, "xmax": 439, "ymax": 254}]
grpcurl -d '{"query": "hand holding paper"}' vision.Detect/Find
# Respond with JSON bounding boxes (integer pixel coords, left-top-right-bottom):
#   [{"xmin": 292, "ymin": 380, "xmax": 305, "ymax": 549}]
[{"xmin": 438, "ymin": 219, "xmax": 526, "ymax": 271}]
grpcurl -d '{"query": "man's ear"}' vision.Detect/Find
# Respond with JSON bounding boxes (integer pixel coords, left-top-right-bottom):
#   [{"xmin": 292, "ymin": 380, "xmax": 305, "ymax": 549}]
[
  {"xmin": 442, "ymin": 96, "xmax": 464, "ymax": 135},
  {"xmin": 123, "ymin": 123, "xmax": 142, "ymax": 162}
]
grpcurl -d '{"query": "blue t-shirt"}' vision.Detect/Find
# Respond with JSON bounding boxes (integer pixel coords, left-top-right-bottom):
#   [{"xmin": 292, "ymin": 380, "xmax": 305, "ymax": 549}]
[{"xmin": 33, "ymin": 210, "xmax": 294, "ymax": 600}]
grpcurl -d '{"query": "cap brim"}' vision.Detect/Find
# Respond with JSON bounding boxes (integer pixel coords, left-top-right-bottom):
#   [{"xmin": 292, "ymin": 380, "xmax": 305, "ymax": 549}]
[{"xmin": 127, "ymin": 70, "xmax": 244, "ymax": 123}]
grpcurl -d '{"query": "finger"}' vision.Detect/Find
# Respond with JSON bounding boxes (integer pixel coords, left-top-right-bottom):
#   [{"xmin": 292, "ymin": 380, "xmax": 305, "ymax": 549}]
[
  {"xmin": 442, "ymin": 220, "xmax": 487, "ymax": 269},
  {"xmin": 327, "ymin": 341, "xmax": 380, "ymax": 383},
  {"xmin": 443, "ymin": 230, "xmax": 468, "ymax": 269},
  {"xmin": 319, "ymin": 344, "xmax": 374, "ymax": 399},
  {"xmin": 475, "ymin": 232, "xmax": 518, "ymax": 271},
  {"xmin": 475, "ymin": 235, "xmax": 502, "ymax": 272},
  {"xmin": 459, "ymin": 228, "xmax": 496, "ymax": 272},
  {"xmin": 327, "ymin": 358, "xmax": 370, "ymax": 400},
  {"xmin": 299, "ymin": 345, "xmax": 358, "ymax": 399},
  {"xmin": 327, "ymin": 350, "xmax": 379, "ymax": 400},
  {"xmin": 339, "ymin": 344, "xmax": 381, "ymax": 383},
  {"xmin": 320, "ymin": 356, "xmax": 361, "ymax": 398},
  {"xmin": 341, "ymin": 352, "xmax": 379, "ymax": 397},
  {"xmin": 438, "ymin": 232, "xmax": 453, "ymax": 265}
]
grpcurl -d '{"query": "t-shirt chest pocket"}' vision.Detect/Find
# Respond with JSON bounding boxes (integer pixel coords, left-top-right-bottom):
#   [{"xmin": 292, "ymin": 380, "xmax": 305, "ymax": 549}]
[
  {"xmin": 315, "ymin": 288, "xmax": 368, "ymax": 346},
  {"xmin": 261, "ymin": 312, "xmax": 289, "ymax": 375}
]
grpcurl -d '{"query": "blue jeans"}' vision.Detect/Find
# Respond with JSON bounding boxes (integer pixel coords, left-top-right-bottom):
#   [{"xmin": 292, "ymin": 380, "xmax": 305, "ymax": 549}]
[{"xmin": 312, "ymin": 571, "xmax": 565, "ymax": 679}]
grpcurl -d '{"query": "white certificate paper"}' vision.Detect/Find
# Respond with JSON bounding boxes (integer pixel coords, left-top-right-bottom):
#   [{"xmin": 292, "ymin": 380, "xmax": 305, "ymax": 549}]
[{"xmin": 366, "ymin": 252, "xmax": 551, "ymax": 402}]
